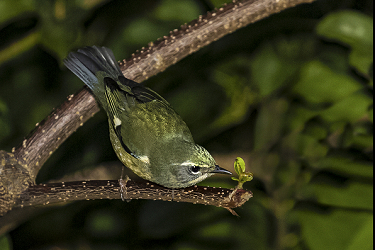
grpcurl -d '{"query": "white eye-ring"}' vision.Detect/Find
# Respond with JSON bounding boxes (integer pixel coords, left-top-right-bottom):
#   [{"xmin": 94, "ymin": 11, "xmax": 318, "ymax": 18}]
[{"xmin": 190, "ymin": 166, "xmax": 201, "ymax": 174}]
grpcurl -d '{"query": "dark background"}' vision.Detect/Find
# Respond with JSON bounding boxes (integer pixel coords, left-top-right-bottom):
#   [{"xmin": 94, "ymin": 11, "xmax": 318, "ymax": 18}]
[{"xmin": 0, "ymin": 0, "xmax": 372, "ymax": 249}]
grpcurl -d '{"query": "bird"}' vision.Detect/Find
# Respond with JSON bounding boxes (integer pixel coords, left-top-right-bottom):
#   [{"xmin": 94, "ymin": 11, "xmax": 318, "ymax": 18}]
[{"xmin": 63, "ymin": 46, "xmax": 231, "ymax": 188}]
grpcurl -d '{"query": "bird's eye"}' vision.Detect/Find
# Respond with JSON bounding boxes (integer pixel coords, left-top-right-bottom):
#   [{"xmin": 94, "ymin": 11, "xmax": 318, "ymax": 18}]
[{"xmin": 191, "ymin": 166, "xmax": 201, "ymax": 174}]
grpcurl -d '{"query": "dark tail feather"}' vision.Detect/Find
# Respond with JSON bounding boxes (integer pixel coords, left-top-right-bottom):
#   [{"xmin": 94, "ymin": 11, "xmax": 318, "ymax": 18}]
[{"xmin": 63, "ymin": 46, "xmax": 123, "ymax": 92}]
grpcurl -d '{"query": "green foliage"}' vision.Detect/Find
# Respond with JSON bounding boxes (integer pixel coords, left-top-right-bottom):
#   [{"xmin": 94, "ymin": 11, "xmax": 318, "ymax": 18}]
[
  {"xmin": 210, "ymin": 56, "xmax": 257, "ymax": 134},
  {"xmin": 293, "ymin": 60, "xmax": 362, "ymax": 104},
  {"xmin": 0, "ymin": 1, "xmax": 372, "ymax": 250},
  {"xmin": 232, "ymin": 157, "xmax": 253, "ymax": 189},
  {"xmin": 316, "ymin": 10, "xmax": 373, "ymax": 76},
  {"xmin": 0, "ymin": 235, "xmax": 11, "ymax": 250},
  {"xmin": 154, "ymin": 0, "xmax": 201, "ymax": 21},
  {"xmin": 298, "ymin": 210, "xmax": 372, "ymax": 250},
  {"xmin": 0, "ymin": 99, "xmax": 11, "ymax": 142}
]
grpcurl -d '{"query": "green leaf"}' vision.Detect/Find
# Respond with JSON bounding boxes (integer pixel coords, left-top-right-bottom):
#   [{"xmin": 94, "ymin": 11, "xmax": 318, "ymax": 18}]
[
  {"xmin": 154, "ymin": 0, "xmax": 200, "ymax": 22},
  {"xmin": 311, "ymin": 156, "xmax": 373, "ymax": 178},
  {"xmin": 303, "ymin": 120, "xmax": 328, "ymax": 140},
  {"xmin": 347, "ymin": 219, "xmax": 373, "ymax": 250},
  {"xmin": 320, "ymin": 92, "xmax": 372, "ymax": 123},
  {"xmin": 0, "ymin": 98, "xmax": 11, "ymax": 142},
  {"xmin": 254, "ymin": 99, "xmax": 289, "ymax": 151},
  {"xmin": 316, "ymin": 10, "xmax": 373, "ymax": 75},
  {"xmin": 234, "ymin": 157, "xmax": 246, "ymax": 175},
  {"xmin": 211, "ymin": 56, "xmax": 257, "ymax": 130},
  {"xmin": 317, "ymin": 10, "xmax": 373, "ymax": 53},
  {"xmin": 123, "ymin": 17, "xmax": 170, "ymax": 46},
  {"xmin": 250, "ymin": 42, "xmax": 300, "ymax": 98},
  {"xmin": 283, "ymin": 134, "xmax": 329, "ymax": 161},
  {"xmin": 310, "ymin": 181, "xmax": 373, "ymax": 210},
  {"xmin": 349, "ymin": 49, "xmax": 373, "ymax": 76},
  {"xmin": 0, "ymin": 235, "xmax": 11, "ymax": 250},
  {"xmin": 298, "ymin": 209, "xmax": 373, "ymax": 250},
  {"xmin": 287, "ymin": 106, "xmax": 319, "ymax": 132},
  {"xmin": 239, "ymin": 172, "xmax": 253, "ymax": 183},
  {"xmin": 368, "ymin": 107, "xmax": 373, "ymax": 123},
  {"xmin": 0, "ymin": 0, "xmax": 34, "ymax": 24},
  {"xmin": 0, "ymin": 32, "xmax": 39, "ymax": 65},
  {"xmin": 293, "ymin": 61, "xmax": 362, "ymax": 104},
  {"xmin": 232, "ymin": 157, "xmax": 253, "ymax": 189}
]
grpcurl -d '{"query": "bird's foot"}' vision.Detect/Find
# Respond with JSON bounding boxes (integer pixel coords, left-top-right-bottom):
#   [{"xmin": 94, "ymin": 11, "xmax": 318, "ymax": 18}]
[{"xmin": 119, "ymin": 174, "xmax": 131, "ymax": 202}]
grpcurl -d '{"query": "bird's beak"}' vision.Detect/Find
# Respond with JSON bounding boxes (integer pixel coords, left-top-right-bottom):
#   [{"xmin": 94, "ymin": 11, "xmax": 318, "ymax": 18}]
[{"xmin": 211, "ymin": 165, "xmax": 232, "ymax": 175}]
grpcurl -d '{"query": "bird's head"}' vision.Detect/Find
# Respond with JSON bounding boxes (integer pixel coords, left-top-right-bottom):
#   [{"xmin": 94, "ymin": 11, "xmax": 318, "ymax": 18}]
[{"xmin": 154, "ymin": 142, "xmax": 232, "ymax": 188}]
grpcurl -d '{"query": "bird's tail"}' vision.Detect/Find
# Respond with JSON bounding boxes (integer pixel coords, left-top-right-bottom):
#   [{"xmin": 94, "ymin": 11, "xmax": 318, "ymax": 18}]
[{"xmin": 63, "ymin": 46, "xmax": 123, "ymax": 95}]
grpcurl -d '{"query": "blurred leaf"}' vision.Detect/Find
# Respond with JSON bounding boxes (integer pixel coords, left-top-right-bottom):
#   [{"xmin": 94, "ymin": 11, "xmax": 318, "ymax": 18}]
[
  {"xmin": 139, "ymin": 201, "xmax": 224, "ymax": 239},
  {"xmin": 283, "ymin": 133, "xmax": 329, "ymax": 162},
  {"xmin": 293, "ymin": 61, "xmax": 362, "ymax": 104},
  {"xmin": 0, "ymin": 0, "xmax": 34, "ymax": 24},
  {"xmin": 299, "ymin": 135, "xmax": 329, "ymax": 160},
  {"xmin": 250, "ymin": 42, "xmax": 299, "ymax": 98},
  {"xmin": 85, "ymin": 209, "xmax": 126, "ymax": 238},
  {"xmin": 316, "ymin": 10, "xmax": 373, "ymax": 53},
  {"xmin": 123, "ymin": 17, "xmax": 169, "ymax": 46},
  {"xmin": 368, "ymin": 107, "xmax": 373, "ymax": 123},
  {"xmin": 166, "ymin": 81, "xmax": 225, "ymax": 140},
  {"xmin": 0, "ymin": 235, "xmax": 11, "ymax": 250},
  {"xmin": 298, "ymin": 209, "xmax": 373, "ymax": 250},
  {"xmin": 287, "ymin": 106, "xmax": 319, "ymax": 132},
  {"xmin": 211, "ymin": 56, "xmax": 257, "ymax": 130},
  {"xmin": 316, "ymin": 10, "xmax": 373, "ymax": 75},
  {"xmin": 347, "ymin": 133, "xmax": 373, "ymax": 150},
  {"xmin": 0, "ymin": 98, "xmax": 11, "ymax": 142},
  {"xmin": 349, "ymin": 48, "xmax": 373, "ymax": 77},
  {"xmin": 0, "ymin": 32, "xmax": 39, "ymax": 65},
  {"xmin": 36, "ymin": 0, "xmax": 83, "ymax": 60},
  {"xmin": 320, "ymin": 92, "xmax": 372, "ymax": 123},
  {"xmin": 310, "ymin": 181, "xmax": 373, "ymax": 210},
  {"xmin": 311, "ymin": 156, "xmax": 373, "ymax": 178},
  {"xmin": 303, "ymin": 120, "xmax": 328, "ymax": 140},
  {"xmin": 199, "ymin": 220, "xmax": 231, "ymax": 237},
  {"xmin": 201, "ymin": 201, "xmax": 271, "ymax": 250},
  {"xmin": 154, "ymin": 0, "xmax": 200, "ymax": 22},
  {"xmin": 251, "ymin": 152, "xmax": 280, "ymax": 187},
  {"xmin": 340, "ymin": 122, "xmax": 373, "ymax": 150},
  {"xmin": 254, "ymin": 98, "xmax": 289, "ymax": 151},
  {"xmin": 347, "ymin": 219, "xmax": 373, "ymax": 250},
  {"xmin": 211, "ymin": 0, "xmax": 231, "ymax": 8}
]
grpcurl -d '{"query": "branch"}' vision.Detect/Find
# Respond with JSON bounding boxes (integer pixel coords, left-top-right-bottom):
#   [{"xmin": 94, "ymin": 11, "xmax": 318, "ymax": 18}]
[
  {"xmin": 11, "ymin": 0, "xmax": 315, "ymax": 177},
  {"xmin": 120, "ymin": 0, "xmax": 315, "ymax": 82},
  {"xmin": 13, "ymin": 86, "xmax": 99, "ymax": 177},
  {"xmin": 0, "ymin": 0, "xmax": 315, "ymax": 231},
  {"xmin": 17, "ymin": 179, "xmax": 252, "ymax": 214}
]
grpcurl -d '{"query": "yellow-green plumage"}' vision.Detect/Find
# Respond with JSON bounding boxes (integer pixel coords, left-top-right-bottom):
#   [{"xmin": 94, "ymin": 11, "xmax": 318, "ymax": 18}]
[{"xmin": 64, "ymin": 46, "xmax": 231, "ymax": 188}]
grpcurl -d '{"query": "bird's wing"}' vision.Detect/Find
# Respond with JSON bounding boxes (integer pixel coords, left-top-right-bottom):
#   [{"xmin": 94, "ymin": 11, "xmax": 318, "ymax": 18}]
[
  {"xmin": 64, "ymin": 46, "xmax": 194, "ymax": 159},
  {"xmin": 104, "ymin": 76, "xmax": 194, "ymax": 159}
]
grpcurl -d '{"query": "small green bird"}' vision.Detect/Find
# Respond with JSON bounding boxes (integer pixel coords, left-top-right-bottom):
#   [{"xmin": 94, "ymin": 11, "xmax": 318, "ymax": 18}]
[{"xmin": 63, "ymin": 46, "xmax": 231, "ymax": 188}]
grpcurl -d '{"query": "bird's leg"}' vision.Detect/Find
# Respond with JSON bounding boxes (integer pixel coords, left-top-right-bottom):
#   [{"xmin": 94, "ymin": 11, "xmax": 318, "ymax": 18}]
[
  {"xmin": 119, "ymin": 166, "xmax": 131, "ymax": 202},
  {"xmin": 171, "ymin": 189, "xmax": 175, "ymax": 201}
]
